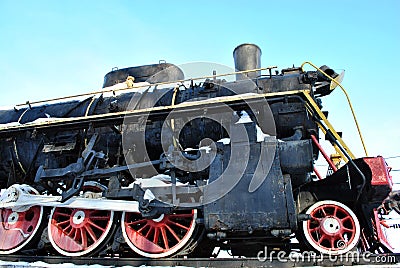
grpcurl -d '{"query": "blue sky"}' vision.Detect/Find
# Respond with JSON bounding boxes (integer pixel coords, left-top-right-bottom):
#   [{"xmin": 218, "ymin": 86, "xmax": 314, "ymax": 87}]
[{"xmin": 0, "ymin": 0, "xmax": 399, "ymax": 173}]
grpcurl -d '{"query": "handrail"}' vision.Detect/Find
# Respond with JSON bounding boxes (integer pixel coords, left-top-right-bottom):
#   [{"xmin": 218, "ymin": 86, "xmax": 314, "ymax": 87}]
[
  {"xmin": 14, "ymin": 66, "xmax": 277, "ymax": 108},
  {"xmin": 303, "ymin": 91, "xmax": 355, "ymax": 160},
  {"xmin": 301, "ymin": 61, "xmax": 368, "ymax": 156},
  {"xmin": 310, "ymin": 134, "xmax": 338, "ymax": 172}
]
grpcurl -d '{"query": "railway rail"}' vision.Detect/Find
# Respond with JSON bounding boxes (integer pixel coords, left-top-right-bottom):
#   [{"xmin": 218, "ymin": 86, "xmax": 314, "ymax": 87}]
[{"xmin": 0, "ymin": 253, "xmax": 399, "ymax": 267}]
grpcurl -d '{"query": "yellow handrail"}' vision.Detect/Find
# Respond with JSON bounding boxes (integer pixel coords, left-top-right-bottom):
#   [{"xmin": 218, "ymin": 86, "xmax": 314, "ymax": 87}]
[
  {"xmin": 301, "ymin": 61, "xmax": 368, "ymax": 157},
  {"xmin": 303, "ymin": 91, "xmax": 355, "ymax": 161}
]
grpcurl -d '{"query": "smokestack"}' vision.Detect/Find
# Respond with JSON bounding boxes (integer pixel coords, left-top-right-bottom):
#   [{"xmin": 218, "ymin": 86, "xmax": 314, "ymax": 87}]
[{"xmin": 233, "ymin": 43, "xmax": 262, "ymax": 80}]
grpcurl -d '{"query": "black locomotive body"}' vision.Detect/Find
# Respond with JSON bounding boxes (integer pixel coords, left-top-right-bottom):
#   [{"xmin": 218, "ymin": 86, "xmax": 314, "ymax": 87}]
[{"xmin": 0, "ymin": 44, "xmax": 396, "ymax": 258}]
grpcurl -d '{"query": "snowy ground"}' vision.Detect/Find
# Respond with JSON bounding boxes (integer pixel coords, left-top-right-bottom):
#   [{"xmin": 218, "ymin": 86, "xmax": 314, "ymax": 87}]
[
  {"xmin": 1, "ymin": 260, "xmax": 399, "ymax": 268},
  {"xmin": 0, "ymin": 262, "xmax": 191, "ymax": 268},
  {"xmin": 1, "ymin": 249, "xmax": 400, "ymax": 268}
]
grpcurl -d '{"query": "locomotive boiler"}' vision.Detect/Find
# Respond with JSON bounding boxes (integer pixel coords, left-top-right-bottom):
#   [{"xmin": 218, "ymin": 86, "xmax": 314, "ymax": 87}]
[{"xmin": 0, "ymin": 44, "xmax": 397, "ymax": 258}]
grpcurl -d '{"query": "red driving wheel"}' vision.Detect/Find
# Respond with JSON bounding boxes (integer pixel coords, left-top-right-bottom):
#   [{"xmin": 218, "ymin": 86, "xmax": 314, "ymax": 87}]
[
  {"xmin": 48, "ymin": 183, "xmax": 114, "ymax": 256},
  {"xmin": 122, "ymin": 209, "xmax": 197, "ymax": 258},
  {"xmin": 302, "ymin": 200, "xmax": 360, "ymax": 255},
  {"xmin": 0, "ymin": 205, "xmax": 43, "ymax": 254}
]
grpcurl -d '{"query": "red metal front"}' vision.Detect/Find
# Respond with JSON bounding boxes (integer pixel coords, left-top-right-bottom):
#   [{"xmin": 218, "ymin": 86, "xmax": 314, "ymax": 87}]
[{"xmin": 363, "ymin": 157, "xmax": 393, "ymax": 187}]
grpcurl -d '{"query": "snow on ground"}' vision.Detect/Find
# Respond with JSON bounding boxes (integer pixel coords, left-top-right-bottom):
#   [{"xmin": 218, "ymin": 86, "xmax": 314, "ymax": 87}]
[
  {"xmin": 0, "ymin": 261, "xmax": 191, "ymax": 268},
  {"xmin": 1, "ymin": 260, "xmax": 400, "ymax": 268}
]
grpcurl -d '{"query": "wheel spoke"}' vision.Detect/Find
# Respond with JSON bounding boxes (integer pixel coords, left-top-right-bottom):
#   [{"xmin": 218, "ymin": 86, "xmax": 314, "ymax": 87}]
[
  {"xmin": 136, "ymin": 223, "xmax": 150, "ymax": 234},
  {"xmin": 55, "ymin": 219, "xmax": 70, "ymax": 227},
  {"xmin": 165, "ymin": 225, "xmax": 181, "ymax": 242},
  {"xmin": 128, "ymin": 219, "xmax": 147, "ymax": 226},
  {"xmin": 74, "ymin": 228, "xmax": 80, "ymax": 240},
  {"xmin": 333, "ymin": 206, "xmax": 338, "ymax": 217},
  {"xmin": 80, "ymin": 228, "xmax": 87, "ymax": 248},
  {"xmin": 67, "ymin": 227, "xmax": 75, "ymax": 237},
  {"xmin": 62, "ymin": 224, "xmax": 72, "ymax": 234},
  {"xmin": 309, "ymin": 225, "xmax": 320, "ymax": 233},
  {"xmin": 339, "ymin": 233, "xmax": 345, "ymax": 242},
  {"xmin": 341, "ymin": 215, "xmax": 352, "ymax": 222},
  {"xmin": 54, "ymin": 212, "xmax": 72, "ymax": 218},
  {"xmin": 320, "ymin": 207, "xmax": 327, "ymax": 217},
  {"xmin": 145, "ymin": 226, "xmax": 154, "ymax": 239},
  {"xmin": 88, "ymin": 220, "xmax": 106, "ymax": 232},
  {"xmin": 84, "ymin": 225, "xmax": 98, "ymax": 242},
  {"xmin": 330, "ymin": 237, "xmax": 335, "ymax": 249},
  {"xmin": 317, "ymin": 233, "xmax": 328, "ymax": 244},
  {"xmin": 160, "ymin": 227, "xmax": 169, "ymax": 249},
  {"xmin": 167, "ymin": 219, "xmax": 190, "ymax": 231},
  {"xmin": 342, "ymin": 227, "xmax": 355, "ymax": 233},
  {"xmin": 153, "ymin": 228, "xmax": 160, "ymax": 244}
]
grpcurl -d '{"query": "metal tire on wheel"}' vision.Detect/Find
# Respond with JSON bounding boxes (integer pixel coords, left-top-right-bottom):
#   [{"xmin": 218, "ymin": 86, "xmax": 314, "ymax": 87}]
[
  {"xmin": 302, "ymin": 200, "xmax": 360, "ymax": 255},
  {"xmin": 48, "ymin": 183, "xmax": 115, "ymax": 256},
  {"xmin": 0, "ymin": 185, "xmax": 43, "ymax": 254},
  {"xmin": 122, "ymin": 209, "xmax": 197, "ymax": 258}
]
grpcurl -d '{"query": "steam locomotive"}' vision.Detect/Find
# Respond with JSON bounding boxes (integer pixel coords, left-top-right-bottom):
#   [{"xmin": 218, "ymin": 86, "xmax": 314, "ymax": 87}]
[{"xmin": 0, "ymin": 44, "xmax": 398, "ymax": 258}]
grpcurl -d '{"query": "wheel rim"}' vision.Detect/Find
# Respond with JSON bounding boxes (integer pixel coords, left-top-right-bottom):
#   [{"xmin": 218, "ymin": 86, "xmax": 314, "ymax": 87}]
[
  {"xmin": 122, "ymin": 209, "xmax": 197, "ymax": 258},
  {"xmin": 48, "ymin": 183, "xmax": 114, "ymax": 256},
  {"xmin": 0, "ymin": 186, "xmax": 43, "ymax": 254},
  {"xmin": 302, "ymin": 200, "xmax": 360, "ymax": 255}
]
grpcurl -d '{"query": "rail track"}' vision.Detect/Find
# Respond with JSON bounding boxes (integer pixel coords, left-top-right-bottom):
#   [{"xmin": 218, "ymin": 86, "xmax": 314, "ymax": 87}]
[{"xmin": 0, "ymin": 253, "xmax": 399, "ymax": 267}]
